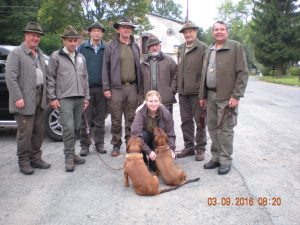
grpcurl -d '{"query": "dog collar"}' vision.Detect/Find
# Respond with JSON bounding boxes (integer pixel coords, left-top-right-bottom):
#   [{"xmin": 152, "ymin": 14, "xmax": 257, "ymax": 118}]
[{"xmin": 126, "ymin": 153, "xmax": 143, "ymax": 159}]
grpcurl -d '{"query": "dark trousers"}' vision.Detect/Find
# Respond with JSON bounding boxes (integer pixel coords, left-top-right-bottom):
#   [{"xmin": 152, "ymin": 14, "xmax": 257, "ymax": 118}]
[
  {"xmin": 109, "ymin": 84, "xmax": 137, "ymax": 147},
  {"xmin": 179, "ymin": 94, "xmax": 207, "ymax": 151},
  {"xmin": 142, "ymin": 131, "xmax": 156, "ymax": 171},
  {"xmin": 80, "ymin": 87, "xmax": 107, "ymax": 147},
  {"xmin": 163, "ymin": 104, "xmax": 173, "ymax": 115},
  {"xmin": 15, "ymin": 87, "xmax": 44, "ymax": 166}
]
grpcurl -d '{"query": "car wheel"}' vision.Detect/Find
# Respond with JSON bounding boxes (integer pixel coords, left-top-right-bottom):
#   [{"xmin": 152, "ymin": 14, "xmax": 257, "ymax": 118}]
[{"xmin": 44, "ymin": 106, "xmax": 63, "ymax": 141}]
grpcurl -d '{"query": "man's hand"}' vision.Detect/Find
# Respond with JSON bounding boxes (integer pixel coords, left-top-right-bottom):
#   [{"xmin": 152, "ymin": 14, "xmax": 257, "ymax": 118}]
[
  {"xmin": 104, "ymin": 90, "xmax": 111, "ymax": 99},
  {"xmin": 15, "ymin": 99, "xmax": 25, "ymax": 109},
  {"xmin": 228, "ymin": 98, "xmax": 239, "ymax": 108},
  {"xmin": 83, "ymin": 99, "xmax": 89, "ymax": 110},
  {"xmin": 50, "ymin": 99, "xmax": 60, "ymax": 109},
  {"xmin": 199, "ymin": 99, "xmax": 207, "ymax": 107}
]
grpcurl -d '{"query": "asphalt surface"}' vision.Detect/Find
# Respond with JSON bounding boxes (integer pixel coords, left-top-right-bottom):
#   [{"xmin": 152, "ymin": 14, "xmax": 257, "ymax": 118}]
[{"xmin": 0, "ymin": 77, "xmax": 299, "ymax": 225}]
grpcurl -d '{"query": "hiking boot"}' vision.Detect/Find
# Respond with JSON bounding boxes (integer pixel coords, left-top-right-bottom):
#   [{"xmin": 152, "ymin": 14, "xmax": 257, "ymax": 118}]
[
  {"xmin": 80, "ymin": 145, "xmax": 89, "ymax": 157},
  {"xmin": 111, "ymin": 145, "xmax": 120, "ymax": 157},
  {"xmin": 19, "ymin": 164, "xmax": 34, "ymax": 175},
  {"xmin": 65, "ymin": 158, "xmax": 75, "ymax": 172},
  {"xmin": 95, "ymin": 144, "xmax": 107, "ymax": 154},
  {"xmin": 30, "ymin": 159, "xmax": 51, "ymax": 169},
  {"xmin": 218, "ymin": 164, "xmax": 231, "ymax": 175},
  {"xmin": 74, "ymin": 154, "xmax": 85, "ymax": 165},
  {"xmin": 195, "ymin": 149, "xmax": 205, "ymax": 161},
  {"xmin": 204, "ymin": 160, "xmax": 220, "ymax": 169},
  {"xmin": 176, "ymin": 148, "xmax": 195, "ymax": 158}
]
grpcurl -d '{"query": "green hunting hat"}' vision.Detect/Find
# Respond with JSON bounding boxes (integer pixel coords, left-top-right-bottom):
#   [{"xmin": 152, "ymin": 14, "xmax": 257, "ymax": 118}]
[
  {"xmin": 179, "ymin": 21, "xmax": 199, "ymax": 33},
  {"xmin": 88, "ymin": 21, "xmax": 105, "ymax": 32},
  {"xmin": 147, "ymin": 35, "xmax": 161, "ymax": 47},
  {"xmin": 23, "ymin": 22, "xmax": 44, "ymax": 35},
  {"xmin": 113, "ymin": 17, "xmax": 136, "ymax": 29},
  {"xmin": 61, "ymin": 25, "xmax": 81, "ymax": 39}
]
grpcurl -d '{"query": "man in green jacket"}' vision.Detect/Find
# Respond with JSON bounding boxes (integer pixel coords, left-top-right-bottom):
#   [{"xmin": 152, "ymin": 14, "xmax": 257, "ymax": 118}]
[
  {"xmin": 5, "ymin": 22, "xmax": 51, "ymax": 175},
  {"xmin": 199, "ymin": 21, "xmax": 249, "ymax": 175},
  {"xmin": 176, "ymin": 21, "xmax": 208, "ymax": 161}
]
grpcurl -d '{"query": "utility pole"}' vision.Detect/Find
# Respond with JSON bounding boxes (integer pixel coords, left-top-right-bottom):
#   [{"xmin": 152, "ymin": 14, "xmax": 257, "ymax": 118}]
[{"xmin": 185, "ymin": 0, "xmax": 189, "ymax": 21}]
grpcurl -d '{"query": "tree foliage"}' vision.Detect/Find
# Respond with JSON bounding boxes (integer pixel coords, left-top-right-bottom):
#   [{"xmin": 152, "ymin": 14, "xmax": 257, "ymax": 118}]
[
  {"xmin": 150, "ymin": 0, "xmax": 183, "ymax": 21},
  {"xmin": 0, "ymin": 0, "xmax": 42, "ymax": 45},
  {"xmin": 251, "ymin": 0, "xmax": 300, "ymax": 76}
]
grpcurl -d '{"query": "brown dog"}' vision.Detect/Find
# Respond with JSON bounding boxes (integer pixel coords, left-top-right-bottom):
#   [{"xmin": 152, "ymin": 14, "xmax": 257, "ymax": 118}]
[
  {"xmin": 124, "ymin": 136, "xmax": 178, "ymax": 196},
  {"xmin": 154, "ymin": 127, "xmax": 200, "ymax": 186}
]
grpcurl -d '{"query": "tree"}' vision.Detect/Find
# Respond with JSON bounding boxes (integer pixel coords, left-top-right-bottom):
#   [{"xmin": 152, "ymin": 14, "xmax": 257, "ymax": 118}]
[
  {"xmin": 150, "ymin": 0, "xmax": 183, "ymax": 21},
  {"xmin": 0, "ymin": 0, "xmax": 42, "ymax": 45},
  {"xmin": 251, "ymin": 0, "xmax": 300, "ymax": 76}
]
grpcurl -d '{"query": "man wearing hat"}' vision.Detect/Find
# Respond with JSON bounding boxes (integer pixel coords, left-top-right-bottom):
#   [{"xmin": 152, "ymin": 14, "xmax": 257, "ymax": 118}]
[
  {"xmin": 176, "ymin": 21, "xmax": 208, "ymax": 161},
  {"xmin": 47, "ymin": 25, "xmax": 90, "ymax": 172},
  {"xmin": 140, "ymin": 34, "xmax": 177, "ymax": 114},
  {"xmin": 102, "ymin": 17, "xmax": 142, "ymax": 157},
  {"xmin": 78, "ymin": 21, "xmax": 107, "ymax": 157},
  {"xmin": 5, "ymin": 21, "xmax": 51, "ymax": 175}
]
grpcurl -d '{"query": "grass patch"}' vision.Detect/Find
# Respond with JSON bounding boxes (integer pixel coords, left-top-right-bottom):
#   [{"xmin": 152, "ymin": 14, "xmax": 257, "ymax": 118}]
[{"xmin": 259, "ymin": 76, "xmax": 300, "ymax": 87}]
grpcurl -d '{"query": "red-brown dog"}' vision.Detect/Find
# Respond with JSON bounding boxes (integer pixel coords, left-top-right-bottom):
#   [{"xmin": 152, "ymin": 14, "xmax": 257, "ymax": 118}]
[
  {"xmin": 154, "ymin": 128, "xmax": 188, "ymax": 186},
  {"xmin": 124, "ymin": 136, "xmax": 161, "ymax": 196}
]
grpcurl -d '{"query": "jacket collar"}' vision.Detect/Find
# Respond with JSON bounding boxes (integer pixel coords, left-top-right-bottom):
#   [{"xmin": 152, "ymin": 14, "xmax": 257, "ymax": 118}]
[
  {"xmin": 82, "ymin": 39, "xmax": 105, "ymax": 50},
  {"xmin": 210, "ymin": 39, "xmax": 231, "ymax": 50}
]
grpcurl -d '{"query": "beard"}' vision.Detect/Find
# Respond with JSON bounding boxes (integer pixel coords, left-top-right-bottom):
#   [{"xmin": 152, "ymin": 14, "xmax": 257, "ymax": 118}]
[{"xmin": 149, "ymin": 51, "xmax": 160, "ymax": 57}]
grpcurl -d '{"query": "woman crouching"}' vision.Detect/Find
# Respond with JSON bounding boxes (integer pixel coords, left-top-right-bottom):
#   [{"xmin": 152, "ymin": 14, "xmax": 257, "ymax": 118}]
[{"xmin": 131, "ymin": 90, "xmax": 176, "ymax": 171}]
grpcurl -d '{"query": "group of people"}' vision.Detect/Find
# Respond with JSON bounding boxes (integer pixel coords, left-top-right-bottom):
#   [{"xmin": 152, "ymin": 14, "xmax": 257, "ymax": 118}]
[{"xmin": 5, "ymin": 17, "xmax": 248, "ymax": 176}]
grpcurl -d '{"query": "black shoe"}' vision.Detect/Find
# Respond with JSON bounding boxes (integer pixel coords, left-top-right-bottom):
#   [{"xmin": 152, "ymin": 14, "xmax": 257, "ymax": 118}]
[
  {"xmin": 30, "ymin": 159, "xmax": 51, "ymax": 169},
  {"xmin": 204, "ymin": 160, "xmax": 220, "ymax": 169},
  {"xmin": 80, "ymin": 145, "xmax": 89, "ymax": 157},
  {"xmin": 218, "ymin": 164, "xmax": 231, "ymax": 175}
]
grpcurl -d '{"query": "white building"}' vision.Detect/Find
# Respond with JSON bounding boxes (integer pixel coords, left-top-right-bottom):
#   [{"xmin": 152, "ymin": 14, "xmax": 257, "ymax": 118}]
[{"xmin": 140, "ymin": 13, "xmax": 185, "ymax": 62}]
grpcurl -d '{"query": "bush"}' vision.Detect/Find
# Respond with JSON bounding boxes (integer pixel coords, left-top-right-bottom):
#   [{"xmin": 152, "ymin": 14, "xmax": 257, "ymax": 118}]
[
  {"xmin": 261, "ymin": 67, "xmax": 272, "ymax": 76},
  {"xmin": 288, "ymin": 66, "xmax": 300, "ymax": 76}
]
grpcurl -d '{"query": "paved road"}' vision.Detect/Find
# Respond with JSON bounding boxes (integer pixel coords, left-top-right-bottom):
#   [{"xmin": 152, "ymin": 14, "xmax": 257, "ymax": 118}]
[{"xmin": 0, "ymin": 77, "xmax": 299, "ymax": 225}]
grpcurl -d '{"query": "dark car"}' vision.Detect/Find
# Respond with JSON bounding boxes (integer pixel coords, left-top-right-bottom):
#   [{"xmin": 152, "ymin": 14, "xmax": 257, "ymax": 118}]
[{"xmin": 0, "ymin": 45, "xmax": 63, "ymax": 141}]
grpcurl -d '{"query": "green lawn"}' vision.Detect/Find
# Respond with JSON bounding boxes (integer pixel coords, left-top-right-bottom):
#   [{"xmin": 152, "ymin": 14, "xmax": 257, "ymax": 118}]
[{"xmin": 259, "ymin": 76, "xmax": 300, "ymax": 87}]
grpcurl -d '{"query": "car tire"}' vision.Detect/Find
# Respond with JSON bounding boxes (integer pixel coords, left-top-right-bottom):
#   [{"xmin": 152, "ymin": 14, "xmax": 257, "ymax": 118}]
[{"xmin": 44, "ymin": 106, "xmax": 63, "ymax": 141}]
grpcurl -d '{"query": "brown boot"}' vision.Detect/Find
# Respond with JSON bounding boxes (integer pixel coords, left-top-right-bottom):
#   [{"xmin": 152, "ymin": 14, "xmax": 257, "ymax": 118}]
[
  {"xmin": 195, "ymin": 149, "xmax": 205, "ymax": 161},
  {"xmin": 65, "ymin": 158, "xmax": 75, "ymax": 172},
  {"xmin": 19, "ymin": 163, "xmax": 34, "ymax": 175},
  {"xmin": 74, "ymin": 154, "xmax": 85, "ymax": 165},
  {"xmin": 176, "ymin": 148, "xmax": 195, "ymax": 158},
  {"xmin": 95, "ymin": 144, "xmax": 107, "ymax": 154},
  {"xmin": 31, "ymin": 159, "xmax": 51, "ymax": 169}
]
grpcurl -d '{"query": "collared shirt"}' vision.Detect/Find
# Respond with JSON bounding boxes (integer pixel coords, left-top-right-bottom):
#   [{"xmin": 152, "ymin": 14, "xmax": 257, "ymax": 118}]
[
  {"xmin": 89, "ymin": 39, "xmax": 103, "ymax": 54},
  {"xmin": 206, "ymin": 44, "xmax": 217, "ymax": 89},
  {"xmin": 26, "ymin": 46, "xmax": 43, "ymax": 86},
  {"xmin": 63, "ymin": 47, "xmax": 75, "ymax": 64},
  {"xmin": 120, "ymin": 42, "xmax": 136, "ymax": 83},
  {"xmin": 145, "ymin": 109, "xmax": 159, "ymax": 137},
  {"xmin": 149, "ymin": 57, "xmax": 158, "ymax": 90}
]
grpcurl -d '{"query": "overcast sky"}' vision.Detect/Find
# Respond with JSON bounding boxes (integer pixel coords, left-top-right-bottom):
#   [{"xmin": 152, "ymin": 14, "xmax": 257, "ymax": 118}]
[{"xmin": 175, "ymin": 0, "xmax": 238, "ymax": 29}]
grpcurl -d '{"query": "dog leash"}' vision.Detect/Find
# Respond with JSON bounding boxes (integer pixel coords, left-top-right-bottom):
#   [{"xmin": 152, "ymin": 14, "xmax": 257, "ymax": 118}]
[{"xmin": 83, "ymin": 112, "xmax": 123, "ymax": 171}]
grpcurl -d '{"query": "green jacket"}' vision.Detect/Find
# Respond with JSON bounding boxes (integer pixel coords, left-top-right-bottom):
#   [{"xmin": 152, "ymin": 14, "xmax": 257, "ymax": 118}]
[
  {"xmin": 199, "ymin": 39, "xmax": 249, "ymax": 100},
  {"xmin": 177, "ymin": 39, "xmax": 207, "ymax": 95}
]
